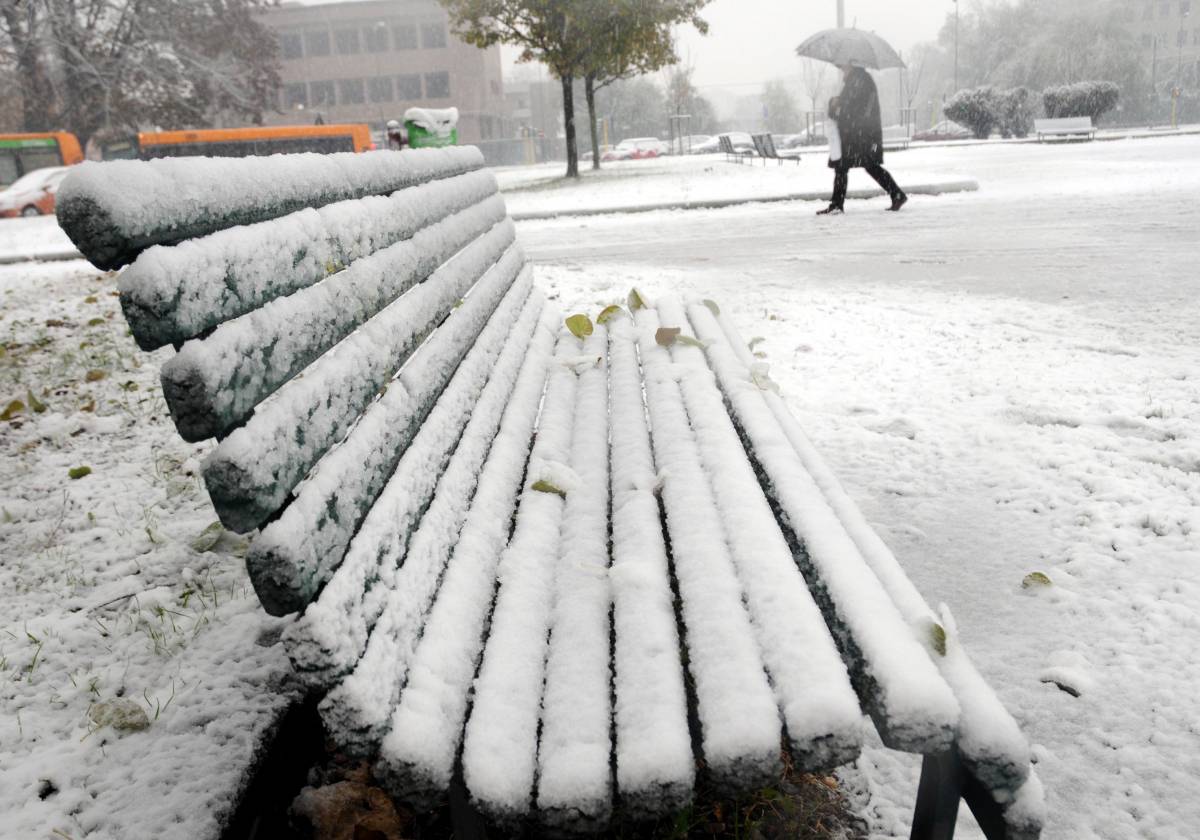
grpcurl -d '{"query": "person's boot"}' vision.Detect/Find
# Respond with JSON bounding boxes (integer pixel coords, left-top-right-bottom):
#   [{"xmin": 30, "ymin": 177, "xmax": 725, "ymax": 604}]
[
  {"xmin": 816, "ymin": 204, "xmax": 844, "ymax": 215},
  {"xmin": 887, "ymin": 193, "xmax": 908, "ymax": 212}
]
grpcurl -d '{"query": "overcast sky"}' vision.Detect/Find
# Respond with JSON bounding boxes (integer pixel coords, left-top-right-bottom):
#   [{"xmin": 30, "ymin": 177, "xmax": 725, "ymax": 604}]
[{"xmin": 673, "ymin": 0, "xmax": 951, "ymax": 94}]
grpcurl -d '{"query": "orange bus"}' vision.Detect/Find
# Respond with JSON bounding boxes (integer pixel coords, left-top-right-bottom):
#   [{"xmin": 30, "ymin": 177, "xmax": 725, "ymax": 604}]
[
  {"xmin": 0, "ymin": 132, "xmax": 84, "ymax": 188},
  {"xmin": 101, "ymin": 124, "xmax": 374, "ymax": 160}
]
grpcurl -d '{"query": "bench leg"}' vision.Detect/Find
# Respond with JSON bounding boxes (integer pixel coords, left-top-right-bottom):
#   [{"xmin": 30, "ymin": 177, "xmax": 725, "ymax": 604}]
[
  {"xmin": 448, "ymin": 773, "xmax": 488, "ymax": 840},
  {"xmin": 910, "ymin": 750, "xmax": 964, "ymax": 840}
]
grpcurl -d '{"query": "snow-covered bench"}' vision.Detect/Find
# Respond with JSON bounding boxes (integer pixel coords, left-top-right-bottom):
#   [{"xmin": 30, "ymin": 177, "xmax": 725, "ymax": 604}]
[
  {"xmin": 1034, "ymin": 117, "xmax": 1096, "ymax": 142},
  {"xmin": 751, "ymin": 133, "xmax": 802, "ymax": 165},
  {"xmin": 56, "ymin": 149, "xmax": 1044, "ymax": 839}
]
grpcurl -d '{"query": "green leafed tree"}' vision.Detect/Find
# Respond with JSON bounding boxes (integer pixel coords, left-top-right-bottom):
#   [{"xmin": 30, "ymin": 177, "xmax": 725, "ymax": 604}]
[{"xmin": 576, "ymin": 0, "xmax": 710, "ymax": 169}]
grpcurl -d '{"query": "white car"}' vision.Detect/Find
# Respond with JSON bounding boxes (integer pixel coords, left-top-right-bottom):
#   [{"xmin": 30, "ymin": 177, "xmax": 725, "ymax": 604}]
[
  {"xmin": 603, "ymin": 137, "xmax": 666, "ymax": 162},
  {"xmin": 0, "ymin": 166, "xmax": 70, "ymax": 218}
]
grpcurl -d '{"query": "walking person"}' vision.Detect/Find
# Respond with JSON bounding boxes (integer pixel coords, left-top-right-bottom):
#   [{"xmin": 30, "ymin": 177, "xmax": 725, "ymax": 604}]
[{"xmin": 818, "ymin": 63, "xmax": 907, "ymax": 215}]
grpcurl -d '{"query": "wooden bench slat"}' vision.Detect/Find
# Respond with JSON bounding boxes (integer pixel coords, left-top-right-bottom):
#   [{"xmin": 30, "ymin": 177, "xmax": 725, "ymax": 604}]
[
  {"xmin": 460, "ymin": 335, "xmax": 580, "ymax": 824},
  {"xmin": 686, "ymin": 304, "xmax": 961, "ymax": 755},
  {"xmin": 537, "ymin": 326, "xmax": 615, "ymax": 832},
  {"xmin": 633, "ymin": 309, "xmax": 784, "ymax": 793},
  {"xmin": 161, "ymin": 194, "xmax": 509, "ymax": 442},
  {"xmin": 656, "ymin": 297, "xmax": 864, "ymax": 772},
  {"xmin": 319, "ymin": 296, "xmax": 552, "ymax": 756},
  {"xmin": 57, "ymin": 147, "xmax": 485, "ymax": 270},
  {"xmin": 205, "ymin": 220, "xmax": 518, "ymax": 537},
  {"xmin": 696, "ymin": 302, "xmax": 1035, "ymax": 795},
  {"xmin": 119, "ymin": 170, "xmax": 499, "ymax": 350},
  {"xmin": 607, "ymin": 317, "xmax": 695, "ymax": 819},
  {"xmin": 279, "ymin": 270, "xmax": 537, "ymax": 683},
  {"xmin": 372, "ymin": 307, "xmax": 556, "ymax": 807}
]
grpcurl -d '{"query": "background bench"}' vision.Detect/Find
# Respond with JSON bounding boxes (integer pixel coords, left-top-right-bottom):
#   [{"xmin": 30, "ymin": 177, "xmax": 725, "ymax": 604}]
[
  {"xmin": 58, "ymin": 149, "xmax": 1044, "ymax": 840},
  {"xmin": 751, "ymin": 133, "xmax": 802, "ymax": 165},
  {"xmin": 883, "ymin": 125, "xmax": 913, "ymax": 152},
  {"xmin": 1034, "ymin": 117, "xmax": 1096, "ymax": 142}
]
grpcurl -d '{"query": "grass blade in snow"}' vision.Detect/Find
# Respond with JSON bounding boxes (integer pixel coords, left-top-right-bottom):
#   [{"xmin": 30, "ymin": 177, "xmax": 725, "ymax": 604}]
[
  {"xmin": 119, "ymin": 170, "xmax": 499, "ymax": 350},
  {"xmin": 633, "ymin": 308, "xmax": 782, "ymax": 793},
  {"xmin": 320, "ymin": 296, "xmax": 551, "ymax": 756},
  {"xmin": 373, "ymin": 310, "xmax": 556, "ymax": 807},
  {"xmin": 685, "ymin": 304, "xmax": 960, "ymax": 754},
  {"xmin": 279, "ymin": 271, "xmax": 536, "ymax": 684},
  {"xmin": 207, "ymin": 222, "xmax": 518, "ymax": 539},
  {"xmin": 58, "ymin": 147, "xmax": 484, "ymax": 270},
  {"xmin": 537, "ymin": 326, "xmax": 613, "ymax": 832},
  {"xmin": 606, "ymin": 315, "xmax": 694, "ymax": 819},
  {"xmin": 698, "ymin": 302, "xmax": 1034, "ymax": 796},
  {"xmin": 161, "ymin": 195, "xmax": 508, "ymax": 442},
  {"xmin": 656, "ymin": 297, "xmax": 863, "ymax": 771},
  {"xmin": 460, "ymin": 335, "xmax": 579, "ymax": 824}
]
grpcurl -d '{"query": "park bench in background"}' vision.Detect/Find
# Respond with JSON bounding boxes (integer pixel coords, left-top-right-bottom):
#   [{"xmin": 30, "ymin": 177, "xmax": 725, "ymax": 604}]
[
  {"xmin": 718, "ymin": 133, "xmax": 748, "ymax": 164},
  {"xmin": 1034, "ymin": 117, "xmax": 1096, "ymax": 142},
  {"xmin": 58, "ymin": 149, "xmax": 1044, "ymax": 840},
  {"xmin": 751, "ymin": 132, "xmax": 803, "ymax": 165}
]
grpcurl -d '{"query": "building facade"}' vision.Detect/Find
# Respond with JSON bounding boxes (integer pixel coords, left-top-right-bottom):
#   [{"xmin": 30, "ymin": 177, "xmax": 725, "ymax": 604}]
[
  {"xmin": 1130, "ymin": 0, "xmax": 1199, "ymax": 89},
  {"xmin": 258, "ymin": 0, "xmax": 509, "ymax": 143}
]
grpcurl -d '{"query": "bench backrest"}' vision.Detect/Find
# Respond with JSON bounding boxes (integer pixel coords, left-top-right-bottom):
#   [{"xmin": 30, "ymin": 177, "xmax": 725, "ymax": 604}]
[
  {"xmin": 718, "ymin": 134, "xmax": 735, "ymax": 155},
  {"xmin": 57, "ymin": 148, "xmax": 539, "ymax": 616},
  {"xmin": 1034, "ymin": 117, "xmax": 1094, "ymax": 132}
]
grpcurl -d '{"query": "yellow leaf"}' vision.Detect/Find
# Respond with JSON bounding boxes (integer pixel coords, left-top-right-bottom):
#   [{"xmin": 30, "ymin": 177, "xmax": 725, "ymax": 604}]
[
  {"xmin": 656, "ymin": 327, "xmax": 681, "ymax": 347},
  {"xmin": 565, "ymin": 314, "xmax": 594, "ymax": 339}
]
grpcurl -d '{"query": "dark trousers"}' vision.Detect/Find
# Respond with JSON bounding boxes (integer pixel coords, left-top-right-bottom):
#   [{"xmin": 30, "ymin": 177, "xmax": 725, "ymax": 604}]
[{"xmin": 831, "ymin": 161, "xmax": 905, "ymax": 208}]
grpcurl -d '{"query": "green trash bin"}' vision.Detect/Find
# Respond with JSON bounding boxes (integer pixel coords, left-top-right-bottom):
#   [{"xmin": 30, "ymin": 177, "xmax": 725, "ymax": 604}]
[{"xmin": 404, "ymin": 107, "xmax": 459, "ymax": 148}]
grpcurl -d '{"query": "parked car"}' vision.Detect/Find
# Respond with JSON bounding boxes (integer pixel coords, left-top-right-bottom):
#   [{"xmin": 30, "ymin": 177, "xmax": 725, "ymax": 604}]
[
  {"xmin": 602, "ymin": 137, "xmax": 666, "ymax": 162},
  {"xmin": 913, "ymin": 120, "xmax": 973, "ymax": 142},
  {"xmin": 0, "ymin": 166, "xmax": 69, "ymax": 218}
]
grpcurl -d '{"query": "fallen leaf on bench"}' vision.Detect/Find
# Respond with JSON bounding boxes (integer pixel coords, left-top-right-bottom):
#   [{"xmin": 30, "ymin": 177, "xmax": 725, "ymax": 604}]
[
  {"xmin": 565, "ymin": 314, "xmax": 593, "ymax": 339},
  {"xmin": 628, "ymin": 287, "xmax": 648, "ymax": 311},
  {"xmin": 532, "ymin": 479, "xmax": 567, "ymax": 499},
  {"xmin": 703, "ymin": 299, "xmax": 721, "ymax": 316},
  {"xmin": 656, "ymin": 327, "xmax": 681, "ymax": 347},
  {"xmin": 1022, "ymin": 571, "xmax": 1052, "ymax": 589},
  {"xmin": 928, "ymin": 622, "xmax": 947, "ymax": 657},
  {"xmin": 597, "ymin": 304, "xmax": 624, "ymax": 324}
]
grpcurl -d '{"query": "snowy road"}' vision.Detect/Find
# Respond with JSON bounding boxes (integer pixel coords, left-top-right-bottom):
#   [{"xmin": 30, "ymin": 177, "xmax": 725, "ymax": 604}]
[{"xmin": 522, "ymin": 136, "xmax": 1200, "ymax": 839}]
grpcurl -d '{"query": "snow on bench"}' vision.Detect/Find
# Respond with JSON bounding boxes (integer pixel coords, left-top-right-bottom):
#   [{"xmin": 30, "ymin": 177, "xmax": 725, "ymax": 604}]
[
  {"xmin": 58, "ymin": 149, "xmax": 1044, "ymax": 840},
  {"xmin": 1034, "ymin": 117, "xmax": 1096, "ymax": 142}
]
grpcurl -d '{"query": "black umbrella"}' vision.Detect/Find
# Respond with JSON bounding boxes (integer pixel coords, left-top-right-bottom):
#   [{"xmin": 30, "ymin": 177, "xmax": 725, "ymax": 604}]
[{"xmin": 796, "ymin": 28, "xmax": 906, "ymax": 70}]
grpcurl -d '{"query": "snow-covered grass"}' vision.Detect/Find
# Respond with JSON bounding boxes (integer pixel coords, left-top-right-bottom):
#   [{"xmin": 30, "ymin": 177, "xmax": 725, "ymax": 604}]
[
  {"xmin": 0, "ymin": 260, "xmax": 296, "ymax": 839},
  {"xmin": 0, "ymin": 215, "xmax": 75, "ymax": 259},
  {"xmin": 526, "ymin": 134, "xmax": 1200, "ymax": 839}
]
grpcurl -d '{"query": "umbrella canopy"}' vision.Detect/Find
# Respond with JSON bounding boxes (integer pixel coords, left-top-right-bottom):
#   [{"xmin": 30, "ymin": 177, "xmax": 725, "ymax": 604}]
[{"xmin": 796, "ymin": 28, "xmax": 906, "ymax": 70}]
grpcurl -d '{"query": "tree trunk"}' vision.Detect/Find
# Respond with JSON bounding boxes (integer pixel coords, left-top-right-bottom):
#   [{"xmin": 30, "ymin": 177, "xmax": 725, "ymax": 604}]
[
  {"xmin": 561, "ymin": 73, "xmax": 579, "ymax": 179},
  {"xmin": 585, "ymin": 74, "xmax": 601, "ymax": 170},
  {"xmin": 2, "ymin": 3, "xmax": 52, "ymax": 132}
]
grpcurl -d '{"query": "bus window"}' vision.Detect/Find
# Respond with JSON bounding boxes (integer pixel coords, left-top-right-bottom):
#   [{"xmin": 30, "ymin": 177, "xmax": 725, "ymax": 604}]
[
  {"xmin": 131, "ymin": 125, "xmax": 372, "ymax": 160},
  {"xmin": 0, "ymin": 133, "xmax": 83, "ymax": 188}
]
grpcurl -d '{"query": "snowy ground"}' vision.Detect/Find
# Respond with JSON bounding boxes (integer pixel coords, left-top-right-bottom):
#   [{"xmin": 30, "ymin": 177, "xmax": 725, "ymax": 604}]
[
  {"xmin": 1, "ymin": 136, "xmax": 1197, "ymax": 838},
  {"xmin": 0, "ymin": 262, "xmax": 298, "ymax": 838},
  {"xmin": 523, "ymin": 135, "xmax": 1200, "ymax": 839}
]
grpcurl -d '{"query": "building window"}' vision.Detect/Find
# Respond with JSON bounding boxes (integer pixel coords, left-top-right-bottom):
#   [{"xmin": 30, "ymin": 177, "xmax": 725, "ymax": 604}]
[
  {"xmin": 1182, "ymin": 0, "xmax": 1192, "ymax": 15},
  {"xmin": 393, "ymin": 23, "xmax": 418, "ymax": 49},
  {"xmin": 310, "ymin": 80, "xmax": 336, "ymax": 107},
  {"xmin": 1162, "ymin": 1, "xmax": 1172, "ymax": 17},
  {"xmin": 368, "ymin": 77, "xmax": 394, "ymax": 103},
  {"xmin": 421, "ymin": 22, "xmax": 448, "ymax": 48},
  {"xmin": 396, "ymin": 74, "xmax": 422, "ymax": 100},
  {"xmin": 425, "ymin": 71, "xmax": 450, "ymax": 99},
  {"xmin": 280, "ymin": 32, "xmax": 303, "ymax": 60},
  {"xmin": 338, "ymin": 78, "xmax": 366, "ymax": 105},
  {"xmin": 365, "ymin": 24, "xmax": 389, "ymax": 52},
  {"xmin": 284, "ymin": 83, "xmax": 308, "ymax": 108},
  {"xmin": 335, "ymin": 28, "xmax": 361, "ymax": 55},
  {"xmin": 305, "ymin": 29, "xmax": 331, "ymax": 57}
]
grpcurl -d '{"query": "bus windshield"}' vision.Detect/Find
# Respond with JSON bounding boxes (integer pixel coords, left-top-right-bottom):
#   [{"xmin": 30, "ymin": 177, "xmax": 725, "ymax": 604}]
[{"xmin": 0, "ymin": 133, "xmax": 83, "ymax": 188}]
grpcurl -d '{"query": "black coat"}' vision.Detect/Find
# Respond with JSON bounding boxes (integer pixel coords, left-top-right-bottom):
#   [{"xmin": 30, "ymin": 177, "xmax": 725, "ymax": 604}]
[{"xmin": 828, "ymin": 67, "xmax": 884, "ymax": 169}]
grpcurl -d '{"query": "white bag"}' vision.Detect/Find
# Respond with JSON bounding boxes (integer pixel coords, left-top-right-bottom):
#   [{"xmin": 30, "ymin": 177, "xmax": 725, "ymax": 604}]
[{"xmin": 829, "ymin": 121, "xmax": 842, "ymax": 163}]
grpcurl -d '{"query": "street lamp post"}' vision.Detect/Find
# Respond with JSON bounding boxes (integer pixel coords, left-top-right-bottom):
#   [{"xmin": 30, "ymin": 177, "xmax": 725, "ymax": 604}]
[
  {"xmin": 371, "ymin": 21, "xmax": 389, "ymax": 132},
  {"xmin": 1175, "ymin": 7, "xmax": 1190, "ymax": 128},
  {"xmin": 953, "ymin": 0, "xmax": 960, "ymax": 94}
]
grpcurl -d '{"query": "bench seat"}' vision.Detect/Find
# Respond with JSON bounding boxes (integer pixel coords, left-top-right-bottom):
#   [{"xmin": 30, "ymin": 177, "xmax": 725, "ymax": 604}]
[
  {"xmin": 1034, "ymin": 117, "xmax": 1096, "ymax": 142},
  {"xmin": 57, "ymin": 149, "xmax": 1044, "ymax": 839}
]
